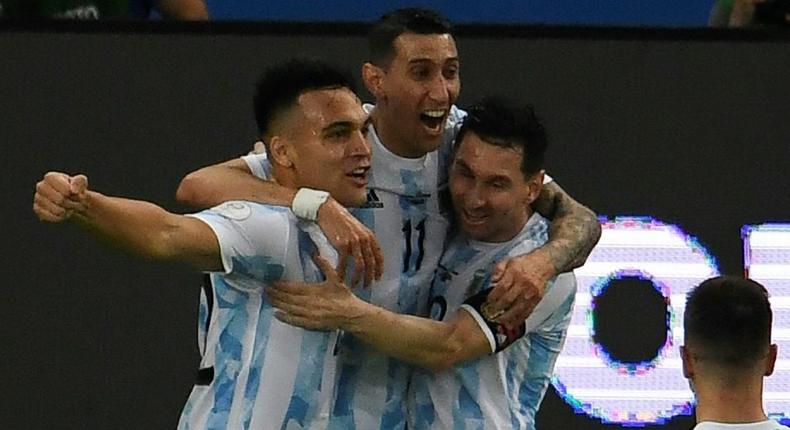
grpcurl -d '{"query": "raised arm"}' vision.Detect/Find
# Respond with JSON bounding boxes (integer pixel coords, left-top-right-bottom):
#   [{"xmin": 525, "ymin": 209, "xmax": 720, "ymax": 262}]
[
  {"xmin": 487, "ymin": 180, "xmax": 601, "ymax": 328},
  {"xmin": 176, "ymin": 156, "xmax": 383, "ymax": 286},
  {"xmin": 176, "ymin": 157, "xmax": 296, "ymax": 210},
  {"xmin": 266, "ymin": 256, "xmax": 493, "ymax": 372},
  {"xmin": 34, "ymin": 171, "xmax": 222, "ymax": 271},
  {"xmin": 530, "ymin": 180, "xmax": 602, "ymax": 272}
]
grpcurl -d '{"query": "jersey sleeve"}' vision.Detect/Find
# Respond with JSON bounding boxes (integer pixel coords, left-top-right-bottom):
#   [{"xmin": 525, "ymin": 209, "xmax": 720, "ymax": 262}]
[
  {"xmin": 460, "ymin": 272, "xmax": 577, "ymax": 354},
  {"xmin": 187, "ymin": 201, "xmax": 290, "ymax": 286},
  {"xmin": 524, "ymin": 272, "xmax": 577, "ymax": 333},
  {"xmin": 460, "ymin": 288, "xmax": 527, "ymax": 354},
  {"xmin": 241, "ymin": 153, "xmax": 272, "ymax": 180}
]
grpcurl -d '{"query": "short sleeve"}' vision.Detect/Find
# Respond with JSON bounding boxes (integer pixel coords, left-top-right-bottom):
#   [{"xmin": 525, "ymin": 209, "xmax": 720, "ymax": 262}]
[
  {"xmin": 187, "ymin": 201, "xmax": 291, "ymax": 285},
  {"xmin": 461, "ymin": 288, "xmax": 526, "ymax": 354},
  {"xmin": 241, "ymin": 153, "xmax": 272, "ymax": 180}
]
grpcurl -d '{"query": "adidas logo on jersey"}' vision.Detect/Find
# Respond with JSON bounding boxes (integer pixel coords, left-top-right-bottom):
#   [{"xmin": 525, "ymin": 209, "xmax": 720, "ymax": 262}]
[{"xmin": 361, "ymin": 189, "xmax": 384, "ymax": 209}]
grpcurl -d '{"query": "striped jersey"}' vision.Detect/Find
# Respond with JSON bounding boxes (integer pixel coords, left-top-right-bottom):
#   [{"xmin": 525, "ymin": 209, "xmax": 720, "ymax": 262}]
[
  {"xmin": 323, "ymin": 104, "xmax": 466, "ymax": 430},
  {"xmin": 243, "ymin": 104, "xmax": 463, "ymax": 430},
  {"xmin": 178, "ymin": 201, "xmax": 339, "ymax": 430},
  {"xmin": 408, "ymin": 213, "xmax": 577, "ymax": 430},
  {"xmin": 242, "ymin": 103, "xmax": 556, "ymax": 429}
]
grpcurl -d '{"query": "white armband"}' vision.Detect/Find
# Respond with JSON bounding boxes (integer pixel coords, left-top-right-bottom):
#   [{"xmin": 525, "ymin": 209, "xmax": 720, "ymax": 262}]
[{"xmin": 291, "ymin": 188, "xmax": 330, "ymax": 221}]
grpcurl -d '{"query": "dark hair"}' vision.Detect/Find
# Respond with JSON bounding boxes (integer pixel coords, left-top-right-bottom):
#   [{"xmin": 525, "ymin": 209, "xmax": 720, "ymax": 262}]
[
  {"xmin": 368, "ymin": 8, "xmax": 452, "ymax": 67},
  {"xmin": 456, "ymin": 97, "xmax": 548, "ymax": 178},
  {"xmin": 684, "ymin": 276, "xmax": 772, "ymax": 368},
  {"xmin": 253, "ymin": 59, "xmax": 356, "ymax": 145}
]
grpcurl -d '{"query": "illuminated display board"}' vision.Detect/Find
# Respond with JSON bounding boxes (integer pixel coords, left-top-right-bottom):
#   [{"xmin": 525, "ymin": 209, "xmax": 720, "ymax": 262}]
[{"xmin": 552, "ymin": 218, "xmax": 790, "ymax": 426}]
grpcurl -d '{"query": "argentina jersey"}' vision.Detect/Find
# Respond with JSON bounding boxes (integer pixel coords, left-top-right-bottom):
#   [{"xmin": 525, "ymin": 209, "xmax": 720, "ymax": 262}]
[
  {"xmin": 179, "ymin": 201, "xmax": 339, "ymax": 430},
  {"xmin": 321, "ymin": 105, "xmax": 463, "ymax": 430},
  {"xmin": 409, "ymin": 213, "xmax": 577, "ymax": 430},
  {"xmin": 242, "ymin": 105, "xmax": 464, "ymax": 430}
]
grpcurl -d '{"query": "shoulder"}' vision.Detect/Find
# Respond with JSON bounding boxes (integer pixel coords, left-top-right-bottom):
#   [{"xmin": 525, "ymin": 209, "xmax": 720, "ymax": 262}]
[
  {"xmin": 504, "ymin": 213, "xmax": 551, "ymax": 258},
  {"xmin": 191, "ymin": 201, "xmax": 295, "ymax": 245},
  {"xmin": 201, "ymin": 201, "xmax": 292, "ymax": 224},
  {"xmin": 444, "ymin": 105, "xmax": 467, "ymax": 139},
  {"xmin": 447, "ymin": 105, "xmax": 467, "ymax": 127}
]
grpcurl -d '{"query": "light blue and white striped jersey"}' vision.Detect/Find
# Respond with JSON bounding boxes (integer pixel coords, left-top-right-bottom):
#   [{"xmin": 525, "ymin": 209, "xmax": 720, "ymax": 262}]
[
  {"xmin": 241, "ymin": 104, "xmax": 556, "ymax": 429},
  {"xmin": 323, "ymin": 104, "xmax": 463, "ymax": 430},
  {"xmin": 179, "ymin": 201, "xmax": 339, "ymax": 430},
  {"xmin": 409, "ymin": 213, "xmax": 577, "ymax": 430},
  {"xmin": 244, "ymin": 104, "xmax": 463, "ymax": 430}
]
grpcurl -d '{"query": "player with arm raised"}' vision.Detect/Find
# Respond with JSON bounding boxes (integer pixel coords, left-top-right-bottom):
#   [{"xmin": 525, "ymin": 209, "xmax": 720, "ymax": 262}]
[
  {"xmin": 33, "ymin": 59, "xmax": 371, "ymax": 430},
  {"xmin": 175, "ymin": 9, "xmax": 599, "ymax": 429}
]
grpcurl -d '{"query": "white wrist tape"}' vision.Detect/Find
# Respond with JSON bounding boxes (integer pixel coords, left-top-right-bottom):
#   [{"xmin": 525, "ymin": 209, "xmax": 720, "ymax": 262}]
[{"xmin": 291, "ymin": 188, "xmax": 330, "ymax": 221}]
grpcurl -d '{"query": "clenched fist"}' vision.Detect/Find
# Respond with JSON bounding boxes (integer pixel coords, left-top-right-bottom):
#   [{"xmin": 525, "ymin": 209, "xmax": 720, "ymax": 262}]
[{"xmin": 33, "ymin": 172, "xmax": 89, "ymax": 222}]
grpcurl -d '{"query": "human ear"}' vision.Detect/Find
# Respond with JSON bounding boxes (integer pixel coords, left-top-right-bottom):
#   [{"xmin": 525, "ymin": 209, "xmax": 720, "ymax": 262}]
[
  {"xmin": 362, "ymin": 62, "xmax": 386, "ymax": 100},
  {"xmin": 765, "ymin": 344, "xmax": 778, "ymax": 376},
  {"xmin": 526, "ymin": 170, "xmax": 545, "ymax": 203},
  {"xmin": 680, "ymin": 345, "xmax": 694, "ymax": 379},
  {"xmin": 268, "ymin": 136, "xmax": 293, "ymax": 168}
]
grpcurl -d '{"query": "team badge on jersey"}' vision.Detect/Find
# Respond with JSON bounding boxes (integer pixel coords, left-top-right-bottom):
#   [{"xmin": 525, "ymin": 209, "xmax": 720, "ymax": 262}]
[{"xmin": 213, "ymin": 201, "xmax": 252, "ymax": 220}]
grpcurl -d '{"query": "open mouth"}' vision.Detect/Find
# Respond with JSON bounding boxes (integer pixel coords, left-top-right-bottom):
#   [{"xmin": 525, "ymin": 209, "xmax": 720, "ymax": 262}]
[
  {"xmin": 460, "ymin": 209, "xmax": 487, "ymax": 225},
  {"xmin": 346, "ymin": 166, "xmax": 370, "ymax": 185},
  {"xmin": 420, "ymin": 109, "xmax": 447, "ymax": 133}
]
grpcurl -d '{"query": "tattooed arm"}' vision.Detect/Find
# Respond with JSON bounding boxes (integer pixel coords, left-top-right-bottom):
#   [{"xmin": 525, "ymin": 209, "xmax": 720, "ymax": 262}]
[
  {"xmin": 531, "ymin": 181, "xmax": 601, "ymax": 272},
  {"xmin": 487, "ymin": 180, "xmax": 601, "ymax": 328}
]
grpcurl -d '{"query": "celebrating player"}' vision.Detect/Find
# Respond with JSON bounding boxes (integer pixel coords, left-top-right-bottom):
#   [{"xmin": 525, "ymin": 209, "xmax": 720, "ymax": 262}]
[{"xmin": 33, "ymin": 59, "xmax": 371, "ymax": 430}]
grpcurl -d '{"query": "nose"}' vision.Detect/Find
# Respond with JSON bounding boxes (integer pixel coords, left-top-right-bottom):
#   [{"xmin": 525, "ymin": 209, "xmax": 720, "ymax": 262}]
[
  {"xmin": 427, "ymin": 74, "xmax": 450, "ymax": 104},
  {"xmin": 347, "ymin": 129, "xmax": 371, "ymax": 158},
  {"xmin": 465, "ymin": 182, "xmax": 486, "ymax": 209}
]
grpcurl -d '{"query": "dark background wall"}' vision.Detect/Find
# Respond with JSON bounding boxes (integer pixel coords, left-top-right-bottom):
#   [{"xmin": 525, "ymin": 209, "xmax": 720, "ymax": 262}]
[{"xmin": 2, "ymin": 23, "xmax": 789, "ymax": 429}]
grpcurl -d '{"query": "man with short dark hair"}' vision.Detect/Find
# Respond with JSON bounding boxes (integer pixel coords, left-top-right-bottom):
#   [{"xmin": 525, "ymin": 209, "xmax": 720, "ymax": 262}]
[
  {"xmin": 175, "ymin": 8, "xmax": 600, "ymax": 429},
  {"xmin": 268, "ymin": 97, "xmax": 577, "ymax": 430},
  {"xmin": 33, "ymin": 59, "xmax": 371, "ymax": 429},
  {"xmin": 682, "ymin": 276, "xmax": 788, "ymax": 430}
]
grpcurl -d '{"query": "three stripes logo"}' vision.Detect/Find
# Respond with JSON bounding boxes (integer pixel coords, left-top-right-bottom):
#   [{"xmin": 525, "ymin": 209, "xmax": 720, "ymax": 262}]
[{"xmin": 361, "ymin": 189, "xmax": 384, "ymax": 209}]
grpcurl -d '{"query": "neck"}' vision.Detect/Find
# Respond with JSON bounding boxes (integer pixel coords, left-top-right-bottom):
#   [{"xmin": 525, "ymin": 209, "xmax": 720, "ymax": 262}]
[
  {"xmin": 371, "ymin": 109, "xmax": 424, "ymax": 159},
  {"xmin": 270, "ymin": 165, "xmax": 295, "ymax": 189},
  {"xmin": 694, "ymin": 378, "xmax": 767, "ymax": 424}
]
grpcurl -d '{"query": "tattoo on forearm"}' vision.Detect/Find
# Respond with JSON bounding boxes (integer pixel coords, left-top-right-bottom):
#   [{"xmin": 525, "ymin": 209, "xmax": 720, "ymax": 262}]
[{"xmin": 532, "ymin": 183, "xmax": 602, "ymax": 273}]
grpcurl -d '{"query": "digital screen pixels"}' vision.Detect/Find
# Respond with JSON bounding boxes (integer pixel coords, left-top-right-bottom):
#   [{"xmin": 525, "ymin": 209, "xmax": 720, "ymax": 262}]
[
  {"xmin": 588, "ymin": 269, "xmax": 673, "ymax": 376},
  {"xmin": 553, "ymin": 219, "xmax": 790, "ymax": 426},
  {"xmin": 553, "ymin": 216, "xmax": 719, "ymax": 426},
  {"xmin": 743, "ymin": 224, "xmax": 790, "ymax": 424}
]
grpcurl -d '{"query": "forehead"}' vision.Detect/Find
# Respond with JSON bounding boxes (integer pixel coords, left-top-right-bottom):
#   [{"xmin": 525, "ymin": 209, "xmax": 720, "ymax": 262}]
[
  {"xmin": 391, "ymin": 33, "xmax": 458, "ymax": 64},
  {"xmin": 456, "ymin": 132, "xmax": 524, "ymax": 178},
  {"xmin": 295, "ymin": 87, "xmax": 365, "ymax": 125}
]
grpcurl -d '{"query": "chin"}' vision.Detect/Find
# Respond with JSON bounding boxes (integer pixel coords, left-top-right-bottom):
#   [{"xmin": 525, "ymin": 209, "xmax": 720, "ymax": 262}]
[
  {"xmin": 338, "ymin": 192, "xmax": 367, "ymax": 208},
  {"xmin": 460, "ymin": 223, "xmax": 488, "ymax": 241},
  {"xmin": 421, "ymin": 137, "xmax": 443, "ymax": 153}
]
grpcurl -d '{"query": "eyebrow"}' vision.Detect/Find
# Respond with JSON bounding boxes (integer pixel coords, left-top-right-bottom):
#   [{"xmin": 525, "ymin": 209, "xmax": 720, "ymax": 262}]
[
  {"xmin": 454, "ymin": 158, "xmax": 473, "ymax": 172},
  {"xmin": 407, "ymin": 57, "xmax": 459, "ymax": 66},
  {"xmin": 455, "ymin": 158, "xmax": 512, "ymax": 183},
  {"xmin": 322, "ymin": 115, "xmax": 371, "ymax": 135}
]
